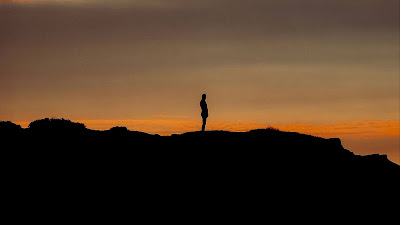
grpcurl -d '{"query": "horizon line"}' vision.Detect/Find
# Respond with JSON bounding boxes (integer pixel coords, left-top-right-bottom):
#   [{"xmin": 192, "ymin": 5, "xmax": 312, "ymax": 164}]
[{"xmin": 9, "ymin": 118, "xmax": 399, "ymax": 139}]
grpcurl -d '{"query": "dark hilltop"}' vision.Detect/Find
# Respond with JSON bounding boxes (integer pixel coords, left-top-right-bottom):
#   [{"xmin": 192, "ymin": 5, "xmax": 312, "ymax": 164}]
[{"xmin": 1, "ymin": 118, "xmax": 399, "ymax": 214}]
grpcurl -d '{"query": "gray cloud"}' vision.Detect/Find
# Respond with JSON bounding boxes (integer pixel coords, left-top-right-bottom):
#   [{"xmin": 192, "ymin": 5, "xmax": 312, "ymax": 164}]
[
  {"xmin": 0, "ymin": 0, "xmax": 398, "ymax": 122},
  {"xmin": 1, "ymin": 0, "xmax": 397, "ymax": 68},
  {"xmin": 1, "ymin": 0, "xmax": 397, "ymax": 43}
]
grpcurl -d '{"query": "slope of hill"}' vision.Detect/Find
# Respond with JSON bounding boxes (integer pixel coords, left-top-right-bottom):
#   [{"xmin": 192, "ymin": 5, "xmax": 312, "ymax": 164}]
[{"xmin": 1, "ymin": 118, "xmax": 399, "ymax": 213}]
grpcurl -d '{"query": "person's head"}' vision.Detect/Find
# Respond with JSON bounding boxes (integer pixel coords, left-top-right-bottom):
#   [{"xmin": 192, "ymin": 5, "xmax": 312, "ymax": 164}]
[{"xmin": 202, "ymin": 94, "xmax": 206, "ymax": 100}]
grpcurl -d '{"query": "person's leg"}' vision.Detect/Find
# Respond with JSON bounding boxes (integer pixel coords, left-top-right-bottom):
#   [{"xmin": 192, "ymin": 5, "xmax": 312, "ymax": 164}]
[{"xmin": 202, "ymin": 117, "xmax": 206, "ymax": 131}]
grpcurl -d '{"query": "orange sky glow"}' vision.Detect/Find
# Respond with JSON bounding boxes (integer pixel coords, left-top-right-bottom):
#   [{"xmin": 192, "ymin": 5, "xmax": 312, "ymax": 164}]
[{"xmin": 14, "ymin": 119, "xmax": 399, "ymax": 138}]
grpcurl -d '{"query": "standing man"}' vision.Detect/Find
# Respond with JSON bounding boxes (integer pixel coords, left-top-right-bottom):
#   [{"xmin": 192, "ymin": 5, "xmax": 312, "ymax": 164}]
[{"xmin": 200, "ymin": 94, "xmax": 208, "ymax": 131}]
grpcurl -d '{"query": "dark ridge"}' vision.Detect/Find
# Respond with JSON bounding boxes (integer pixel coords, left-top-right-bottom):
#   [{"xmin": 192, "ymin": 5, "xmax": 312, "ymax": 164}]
[
  {"xmin": 26, "ymin": 118, "xmax": 87, "ymax": 137},
  {"xmin": 0, "ymin": 121, "xmax": 22, "ymax": 133},
  {"xmin": 1, "ymin": 118, "xmax": 399, "ymax": 212},
  {"xmin": 104, "ymin": 126, "xmax": 152, "ymax": 137},
  {"xmin": 28, "ymin": 118, "xmax": 86, "ymax": 130}
]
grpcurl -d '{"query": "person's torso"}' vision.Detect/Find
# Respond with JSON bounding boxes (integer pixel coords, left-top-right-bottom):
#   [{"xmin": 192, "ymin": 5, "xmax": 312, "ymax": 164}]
[{"xmin": 200, "ymin": 100, "xmax": 208, "ymax": 113}]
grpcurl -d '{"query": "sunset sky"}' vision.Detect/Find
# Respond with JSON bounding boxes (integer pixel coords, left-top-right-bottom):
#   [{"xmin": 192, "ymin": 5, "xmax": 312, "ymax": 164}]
[{"xmin": 0, "ymin": 0, "xmax": 399, "ymax": 163}]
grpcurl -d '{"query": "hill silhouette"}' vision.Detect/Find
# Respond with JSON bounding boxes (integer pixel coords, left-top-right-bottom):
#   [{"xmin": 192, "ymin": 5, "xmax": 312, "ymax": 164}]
[{"xmin": 1, "ymin": 118, "xmax": 399, "ymax": 214}]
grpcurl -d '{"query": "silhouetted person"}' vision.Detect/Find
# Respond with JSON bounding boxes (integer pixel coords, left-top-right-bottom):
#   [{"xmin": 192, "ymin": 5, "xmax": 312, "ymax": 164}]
[{"xmin": 200, "ymin": 94, "xmax": 208, "ymax": 131}]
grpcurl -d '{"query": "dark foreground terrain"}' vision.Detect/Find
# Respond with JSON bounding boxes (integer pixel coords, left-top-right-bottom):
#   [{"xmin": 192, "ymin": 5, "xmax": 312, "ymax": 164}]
[{"xmin": 1, "ymin": 119, "xmax": 399, "ymax": 218}]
